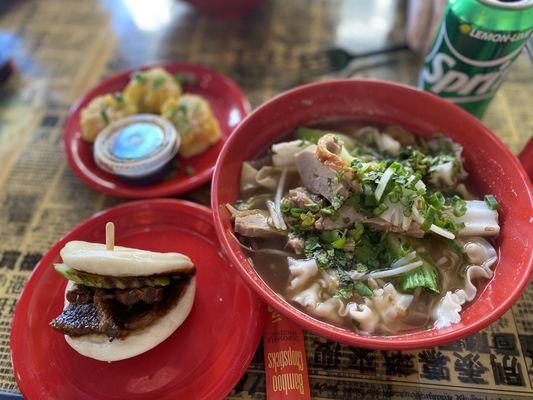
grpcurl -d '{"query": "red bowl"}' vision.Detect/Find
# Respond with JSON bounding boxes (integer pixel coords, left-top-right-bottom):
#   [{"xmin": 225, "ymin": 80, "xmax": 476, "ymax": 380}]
[
  {"xmin": 211, "ymin": 79, "xmax": 533, "ymax": 350},
  {"xmin": 63, "ymin": 61, "xmax": 250, "ymax": 199},
  {"xmin": 183, "ymin": 0, "xmax": 268, "ymax": 18}
]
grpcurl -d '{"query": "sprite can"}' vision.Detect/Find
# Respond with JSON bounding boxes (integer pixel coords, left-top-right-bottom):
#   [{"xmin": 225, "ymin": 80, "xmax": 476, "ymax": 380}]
[{"xmin": 419, "ymin": 0, "xmax": 533, "ymax": 118}]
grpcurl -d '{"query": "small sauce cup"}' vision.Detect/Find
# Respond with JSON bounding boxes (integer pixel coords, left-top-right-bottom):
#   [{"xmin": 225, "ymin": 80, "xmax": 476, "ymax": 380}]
[{"xmin": 94, "ymin": 114, "xmax": 180, "ymax": 184}]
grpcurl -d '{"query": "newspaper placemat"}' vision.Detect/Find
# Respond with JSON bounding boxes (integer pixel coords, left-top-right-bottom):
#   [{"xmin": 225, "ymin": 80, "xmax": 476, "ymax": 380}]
[{"xmin": 0, "ymin": 0, "xmax": 531, "ymax": 398}]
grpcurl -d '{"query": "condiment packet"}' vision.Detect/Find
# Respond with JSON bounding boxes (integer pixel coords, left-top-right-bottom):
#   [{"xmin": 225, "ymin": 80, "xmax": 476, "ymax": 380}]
[{"xmin": 263, "ymin": 306, "xmax": 310, "ymax": 400}]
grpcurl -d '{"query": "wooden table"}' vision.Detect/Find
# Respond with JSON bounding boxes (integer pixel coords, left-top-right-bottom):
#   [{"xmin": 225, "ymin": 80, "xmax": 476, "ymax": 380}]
[{"xmin": 0, "ymin": 0, "xmax": 531, "ymax": 398}]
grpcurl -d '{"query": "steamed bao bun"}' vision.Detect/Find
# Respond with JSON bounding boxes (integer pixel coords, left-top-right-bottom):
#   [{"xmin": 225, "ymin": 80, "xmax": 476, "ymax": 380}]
[
  {"xmin": 161, "ymin": 94, "xmax": 222, "ymax": 158},
  {"xmin": 123, "ymin": 67, "xmax": 182, "ymax": 114},
  {"xmin": 80, "ymin": 93, "xmax": 136, "ymax": 142}
]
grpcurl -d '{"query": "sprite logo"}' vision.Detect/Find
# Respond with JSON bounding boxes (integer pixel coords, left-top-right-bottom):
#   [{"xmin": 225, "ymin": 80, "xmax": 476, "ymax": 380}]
[
  {"xmin": 420, "ymin": 50, "xmax": 512, "ymax": 100},
  {"xmin": 419, "ymin": 11, "xmax": 532, "ymax": 104}
]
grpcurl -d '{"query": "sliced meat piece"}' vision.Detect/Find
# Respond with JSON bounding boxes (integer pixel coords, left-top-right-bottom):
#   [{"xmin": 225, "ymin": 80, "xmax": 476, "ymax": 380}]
[
  {"xmin": 52, "ymin": 285, "xmax": 120, "ymax": 338},
  {"xmin": 294, "ymin": 145, "xmax": 349, "ymax": 202},
  {"xmin": 286, "ymin": 187, "xmax": 322, "ymax": 209},
  {"xmin": 364, "ymin": 218, "xmax": 425, "ymax": 238},
  {"xmin": 123, "ymin": 282, "xmax": 186, "ymax": 331},
  {"xmin": 315, "ymin": 206, "xmax": 364, "ymax": 230},
  {"xmin": 50, "ymin": 303, "xmax": 101, "ymax": 337},
  {"xmin": 287, "ymin": 233, "xmax": 305, "ymax": 255},
  {"xmin": 66, "ymin": 285, "xmax": 94, "ymax": 305},
  {"xmin": 51, "ymin": 281, "xmax": 188, "ymax": 339},
  {"xmin": 234, "ymin": 209, "xmax": 286, "ymax": 238},
  {"xmin": 122, "ymin": 308, "xmax": 161, "ymax": 331},
  {"xmin": 93, "ymin": 289, "xmax": 121, "ymax": 338},
  {"xmin": 114, "ymin": 287, "xmax": 164, "ymax": 306}
]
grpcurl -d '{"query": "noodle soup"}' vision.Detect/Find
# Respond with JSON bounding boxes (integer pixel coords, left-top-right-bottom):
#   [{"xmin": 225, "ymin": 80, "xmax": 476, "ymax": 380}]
[{"xmin": 228, "ymin": 121, "xmax": 500, "ymax": 335}]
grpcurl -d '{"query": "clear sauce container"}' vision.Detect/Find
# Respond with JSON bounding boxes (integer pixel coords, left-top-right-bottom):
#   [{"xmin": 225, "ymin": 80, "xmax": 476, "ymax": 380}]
[{"xmin": 94, "ymin": 114, "xmax": 180, "ymax": 185}]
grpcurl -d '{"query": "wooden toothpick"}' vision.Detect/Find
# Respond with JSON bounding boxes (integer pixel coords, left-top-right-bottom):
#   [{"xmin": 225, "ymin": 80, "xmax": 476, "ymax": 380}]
[{"xmin": 106, "ymin": 222, "xmax": 115, "ymax": 251}]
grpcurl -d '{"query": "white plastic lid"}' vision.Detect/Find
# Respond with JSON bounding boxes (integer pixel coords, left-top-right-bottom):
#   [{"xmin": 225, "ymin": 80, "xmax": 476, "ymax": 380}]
[{"xmin": 93, "ymin": 114, "xmax": 180, "ymax": 178}]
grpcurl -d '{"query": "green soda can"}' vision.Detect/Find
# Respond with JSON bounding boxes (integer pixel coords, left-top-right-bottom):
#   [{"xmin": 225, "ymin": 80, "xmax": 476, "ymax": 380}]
[{"xmin": 419, "ymin": 0, "xmax": 533, "ymax": 118}]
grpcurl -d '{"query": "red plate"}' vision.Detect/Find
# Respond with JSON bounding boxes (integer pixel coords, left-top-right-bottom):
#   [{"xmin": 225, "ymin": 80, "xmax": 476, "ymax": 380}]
[
  {"xmin": 10, "ymin": 199, "xmax": 264, "ymax": 400},
  {"xmin": 63, "ymin": 62, "xmax": 251, "ymax": 198}
]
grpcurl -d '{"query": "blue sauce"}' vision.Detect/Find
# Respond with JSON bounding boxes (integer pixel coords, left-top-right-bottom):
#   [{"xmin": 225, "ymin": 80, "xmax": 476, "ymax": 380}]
[{"xmin": 111, "ymin": 122, "xmax": 164, "ymax": 159}]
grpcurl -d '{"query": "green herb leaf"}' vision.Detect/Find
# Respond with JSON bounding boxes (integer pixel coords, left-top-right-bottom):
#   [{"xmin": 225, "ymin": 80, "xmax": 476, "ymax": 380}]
[
  {"xmin": 344, "ymin": 195, "xmax": 360, "ymax": 210},
  {"xmin": 333, "ymin": 286, "xmax": 353, "ymax": 300},
  {"xmin": 299, "ymin": 212, "xmax": 316, "ymax": 229},
  {"xmin": 304, "ymin": 235, "xmax": 321, "ymax": 258},
  {"xmin": 356, "ymin": 263, "xmax": 368, "ymax": 273},
  {"xmin": 353, "ymin": 280, "xmax": 373, "ymax": 297},
  {"xmin": 398, "ymin": 259, "xmax": 439, "ymax": 293},
  {"xmin": 331, "ymin": 234, "xmax": 347, "ymax": 249},
  {"xmin": 333, "ymin": 280, "xmax": 373, "ymax": 299}
]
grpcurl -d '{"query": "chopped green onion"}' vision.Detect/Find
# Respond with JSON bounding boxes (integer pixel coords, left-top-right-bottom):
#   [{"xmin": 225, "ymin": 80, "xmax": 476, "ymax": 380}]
[
  {"xmin": 451, "ymin": 195, "xmax": 467, "ymax": 217},
  {"xmin": 133, "ymin": 72, "xmax": 148, "ymax": 84},
  {"xmin": 114, "ymin": 92, "xmax": 124, "ymax": 103},
  {"xmin": 348, "ymin": 222, "xmax": 364, "ymax": 242},
  {"xmin": 484, "ymin": 194, "xmax": 499, "ymax": 210},
  {"xmin": 178, "ymin": 102, "xmax": 187, "ymax": 113},
  {"xmin": 288, "ymin": 208, "xmax": 303, "ymax": 218},
  {"xmin": 153, "ymin": 76, "xmax": 166, "ymax": 88},
  {"xmin": 429, "ymin": 224, "xmax": 456, "ymax": 240},
  {"xmin": 100, "ymin": 109, "xmax": 110, "ymax": 125},
  {"xmin": 443, "ymin": 238, "xmax": 462, "ymax": 254},
  {"xmin": 373, "ymin": 202, "xmax": 389, "ymax": 216},
  {"xmin": 427, "ymin": 192, "xmax": 445, "ymax": 210},
  {"xmin": 421, "ymin": 205, "xmax": 437, "ymax": 231},
  {"xmin": 375, "ymin": 164, "xmax": 397, "ymax": 201},
  {"xmin": 320, "ymin": 208, "xmax": 334, "ymax": 216},
  {"xmin": 388, "ymin": 185, "xmax": 403, "ymax": 203}
]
